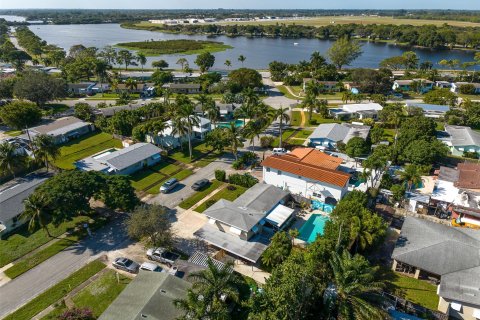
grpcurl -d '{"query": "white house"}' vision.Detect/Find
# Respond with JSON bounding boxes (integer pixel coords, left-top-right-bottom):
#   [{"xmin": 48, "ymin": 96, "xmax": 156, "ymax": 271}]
[
  {"xmin": 330, "ymin": 103, "xmax": 383, "ymax": 120},
  {"xmin": 26, "ymin": 117, "xmax": 94, "ymax": 145},
  {"xmin": 451, "ymin": 82, "xmax": 480, "ymax": 94},
  {"xmin": 147, "ymin": 117, "xmax": 211, "ymax": 149},
  {"xmin": 308, "ymin": 123, "xmax": 371, "ymax": 150},
  {"xmin": 262, "ymin": 148, "xmax": 351, "ymax": 204},
  {"xmin": 392, "ymin": 79, "xmax": 434, "ymax": 93}
]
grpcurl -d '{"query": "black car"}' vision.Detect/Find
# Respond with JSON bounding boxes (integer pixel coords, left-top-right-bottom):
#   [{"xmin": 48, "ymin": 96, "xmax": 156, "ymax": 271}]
[
  {"xmin": 191, "ymin": 179, "xmax": 210, "ymax": 191},
  {"xmin": 112, "ymin": 257, "xmax": 140, "ymax": 274}
]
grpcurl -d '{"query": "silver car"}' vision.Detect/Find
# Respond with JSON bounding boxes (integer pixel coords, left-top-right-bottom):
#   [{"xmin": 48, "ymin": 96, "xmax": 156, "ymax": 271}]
[
  {"xmin": 160, "ymin": 178, "xmax": 179, "ymax": 193},
  {"xmin": 112, "ymin": 257, "xmax": 140, "ymax": 274},
  {"xmin": 140, "ymin": 262, "xmax": 163, "ymax": 272}
]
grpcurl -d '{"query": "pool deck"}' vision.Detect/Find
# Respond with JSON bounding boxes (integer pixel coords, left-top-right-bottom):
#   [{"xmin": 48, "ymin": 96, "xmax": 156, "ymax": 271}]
[{"xmin": 291, "ymin": 210, "xmax": 331, "ymax": 246}]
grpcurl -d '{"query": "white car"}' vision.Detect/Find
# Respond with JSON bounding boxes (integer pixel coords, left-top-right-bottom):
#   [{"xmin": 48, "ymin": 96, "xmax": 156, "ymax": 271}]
[
  {"xmin": 140, "ymin": 262, "xmax": 163, "ymax": 272},
  {"xmin": 272, "ymin": 148, "xmax": 287, "ymax": 155}
]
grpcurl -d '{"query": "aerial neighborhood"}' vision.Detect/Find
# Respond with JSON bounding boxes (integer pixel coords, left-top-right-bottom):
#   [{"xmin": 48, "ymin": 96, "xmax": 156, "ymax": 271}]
[{"xmin": 2, "ymin": 5, "xmax": 480, "ymax": 320}]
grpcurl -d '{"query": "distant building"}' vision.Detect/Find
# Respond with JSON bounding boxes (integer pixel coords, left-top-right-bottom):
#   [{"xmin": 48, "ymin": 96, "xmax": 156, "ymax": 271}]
[
  {"xmin": 435, "ymin": 80, "xmax": 451, "ymax": 89},
  {"xmin": 194, "ymin": 103, "xmax": 239, "ymax": 121},
  {"xmin": 98, "ymin": 104, "xmax": 144, "ymax": 117},
  {"xmin": 162, "ymin": 83, "xmax": 201, "ymax": 94},
  {"xmin": 451, "ymin": 82, "xmax": 480, "ymax": 94},
  {"xmin": 26, "ymin": 117, "xmax": 94, "ymax": 144},
  {"xmin": 75, "ymin": 143, "xmax": 162, "ymax": 175},
  {"xmin": 307, "ymin": 123, "xmax": 370, "ymax": 150},
  {"xmin": 329, "ymin": 103, "xmax": 383, "ymax": 120},
  {"xmin": 67, "ymin": 82, "xmax": 95, "ymax": 95},
  {"xmin": 392, "ymin": 79, "xmax": 434, "ymax": 93},
  {"xmin": 405, "ymin": 102, "xmax": 450, "ymax": 118}
]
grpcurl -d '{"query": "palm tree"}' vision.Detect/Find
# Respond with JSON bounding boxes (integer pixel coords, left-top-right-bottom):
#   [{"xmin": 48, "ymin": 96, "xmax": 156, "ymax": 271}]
[
  {"xmin": 125, "ymin": 78, "xmax": 137, "ymax": 93},
  {"xmin": 348, "ymin": 215, "xmax": 374, "ymax": 253},
  {"xmin": 243, "ymin": 120, "xmax": 263, "ymax": 151},
  {"xmin": 242, "ymin": 87, "xmax": 259, "ymax": 110},
  {"xmin": 0, "ymin": 141, "xmax": 25, "ymax": 179},
  {"xmin": 327, "ymin": 251, "xmax": 385, "ymax": 320},
  {"xmin": 397, "ymin": 164, "xmax": 422, "ymax": 192},
  {"xmin": 170, "ymin": 116, "xmax": 190, "ymax": 152},
  {"xmin": 136, "ymin": 52, "xmax": 147, "ymax": 71},
  {"xmin": 21, "ymin": 193, "xmax": 52, "ymax": 237},
  {"xmin": 203, "ymin": 100, "xmax": 219, "ymax": 127},
  {"xmin": 94, "ymin": 60, "xmax": 109, "ymax": 96},
  {"xmin": 273, "ymin": 106, "xmax": 290, "ymax": 148},
  {"xmin": 175, "ymin": 289, "xmax": 229, "ymax": 320},
  {"xmin": 225, "ymin": 122, "xmax": 242, "ymax": 160},
  {"xmin": 197, "ymin": 94, "xmax": 210, "ymax": 117},
  {"xmin": 303, "ymin": 94, "xmax": 317, "ymax": 122},
  {"xmin": 33, "ymin": 134, "xmax": 60, "ymax": 172},
  {"xmin": 175, "ymin": 95, "xmax": 200, "ymax": 160},
  {"xmin": 238, "ymin": 55, "xmax": 246, "ymax": 67},
  {"xmin": 176, "ymin": 58, "xmax": 188, "ymax": 71},
  {"xmin": 224, "ymin": 59, "xmax": 232, "ymax": 69}
]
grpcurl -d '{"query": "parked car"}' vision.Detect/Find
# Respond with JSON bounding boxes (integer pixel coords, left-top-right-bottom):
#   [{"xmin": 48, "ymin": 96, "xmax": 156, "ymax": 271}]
[
  {"xmin": 146, "ymin": 247, "xmax": 180, "ymax": 266},
  {"xmin": 140, "ymin": 262, "xmax": 163, "ymax": 272},
  {"xmin": 192, "ymin": 179, "xmax": 209, "ymax": 191},
  {"xmin": 112, "ymin": 257, "xmax": 140, "ymax": 274},
  {"xmin": 272, "ymin": 148, "xmax": 287, "ymax": 155},
  {"xmin": 160, "ymin": 178, "xmax": 179, "ymax": 193}
]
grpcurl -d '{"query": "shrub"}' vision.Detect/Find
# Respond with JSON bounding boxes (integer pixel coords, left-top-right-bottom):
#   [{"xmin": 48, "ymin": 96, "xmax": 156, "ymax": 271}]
[
  {"xmin": 205, "ymin": 199, "xmax": 216, "ymax": 209},
  {"xmin": 228, "ymin": 173, "xmax": 258, "ymax": 188},
  {"xmin": 227, "ymin": 185, "xmax": 237, "ymax": 191},
  {"xmin": 260, "ymin": 135, "xmax": 275, "ymax": 148},
  {"xmin": 232, "ymin": 159, "xmax": 244, "ymax": 170},
  {"xmin": 241, "ymin": 151, "xmax": 257, "ymax": 163},
  {"xmin": 215, "ymin": 169, "xmax": 226, "ymax": 182},
  {"xmin": 58, "ymin": 307, "xmax": 95, "ymax": 320},
  {"xmin": 459, "ymin": 84, "xmax": 476, "ymax": 95},
  {"xmin": 309, "ymin": 119, "xmax": 317, "ymax": 125},
  {"xmin": 463, "ymin": 151, "xmax": 479, "ymax": 159}
]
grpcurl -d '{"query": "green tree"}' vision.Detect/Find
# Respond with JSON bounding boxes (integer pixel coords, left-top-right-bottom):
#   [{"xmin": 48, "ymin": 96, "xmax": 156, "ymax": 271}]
[
  {"xmin": 397, "ymin": 164, "xmax": 423, "ymax": 192},
  {"xmin": 126, "ymin": 204, "xmax": 173, "ymax": 247},
  {"xmin": 423, "ymin": 88, "xmax": 457, "ymax": 106},
  {"xmin": 109, "ymin": 109, "xmax": 141, "ymax": 136},
  {"xmin": 272, "ymin": 106, "xmax": 290, "ymax": 148},
  {"xmin": 205, "ymin": 128, "xmax": 230, "ymax": 153},
  {"xmin": 13, "ymin": 71, "xmax": 67, "ymax": 106},
  {"xmin": 224, "ymin": 59, "xmax": 231, "ymax": 69},
  {"xmin": 402, "ymin": 51, "xmax": 419, "ymax": 70},
  {"xmin": 242, "ymin": 119, "xmax": 263, "ymax": 151},
  {"xmin": 176, "ymin": 57, "xmax": 188, "ymax": 71},
  {"xmin": 116, "ymin": 49, "xmax": 134, "ymax": 70},
  {"xmin": 21, "ymin": 193, "xmax": 52, "ymax": 237},
  {"xmin": 195, "ymin": 52, "xmax": 215, "ymax": 73},
  {"xmin": 238, "ymin": 54, "xmax": 246, "ymax": 66},
  {"xmin": 327, "ymin": 37, "xmax": 363, "ymax": 69},
  {"xmin": 174, "ymin": 95, "xmax": 199, "ymax": 159},
  {"xmin": 345, "ymin": 137, "xmax": 370, "ymax": 160},
  {"xmin": 0, "ymin": 100, "xmax": 42, "ymax": 130},
  {"xmin": 136, "ymin": 52, "xmax": 147, "ymax": 71},
  {"xmin": 74, "ymin": 102, "xmax": 95, "ymax": 122},
  {"xmin": 227, "ymin": 68, "xmax": 262, "ymax": 93},
  {"xmin": 225, "ymin": 122, "xmax": 243, "ymax": 160},
  {"xmin": 101, "ymin": 175, "xmax": 139, "ymax": 211},
  {"xmin": 0, "ymin": 77, "xmax": 16, "ymax": 99},
  {"xmin": 152, "ymin": 59, "xmax": 169, "ymax": 70},
  {"xmin": 33, "ymin": 134, "xmax": 59, "ymax": 172},
  {"xmin": 402, "ymin": 139, "xmax": 448, "ymax": 165},
  {"xmin": 0, "ymin": 141, "xmax": 26, "ymax": 178},
  {"xmin": 261, "ymin": 231, "xmax": 292, "ymax": 267}
]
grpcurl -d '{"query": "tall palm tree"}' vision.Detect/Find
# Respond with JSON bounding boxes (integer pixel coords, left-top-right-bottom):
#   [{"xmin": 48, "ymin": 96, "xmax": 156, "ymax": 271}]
[
  {"xmin": 273, "ymin": 106, "xmax": 290, "ymax": 148},
  {"xmin": 33, "ymin": 134, "xmax": 60, "ymax": 172},
  {"xmin": 224, "ymin": 59, "xmax": 232, "ymax": 69},
  {"xmin": 21, "ymin": 193, "xmax": 52, "ymax": 237},
  {"xmin": 197, "ymin": 94, "xmax": 210, "ymax": 117},
  {"xmin": 328, "ymin": 251, "xmax": 385, "ymax": 320},
  {"xmin": 242, "ymin": 88, "xmax": 259, "ymax": 111},
  {"xmin": 238, "ymin": 55, "xmax": 246, "ymax": 67},
  {"xmin": 170, "ymin": 116, "xmax": 190, "ymax": 152},
  {"xmin": 175, "ymin": 289, "xmax": 229, "ymax": 320},
  {"xmin": 0, "ymin": 141, "xmax": 25, "ymax": 179},
  {"xmin": 175, "ymin": 95, "xmax": 200, "ymax": 159},
  {"xmin": 397, "ymin": 164, "xmax": 422, "ymax": 192},
  {"xmin": 348, "ymin": 215, "xmax": 374, "ymax": 253},
  {"xmin": 176, "ymin": 58, "xmax": 188, "ymax": 71},
  {"xmin": 243, "ymin": 120, "xmax": 263, "ymax": 151},
  {"xmin": 125, "ymin": 78, "xmax": 137, "ymax": 93},
  {"xmin": 136, "ymin": 52, "xmax": 147, "ymax": 71},
  {"xmin": 225, "ymin": 122, "xmax": 242, "ymax": 160},
  {"xmin": 303, "ymin": 93, "xmax": 317, "ymax": 122},
  {"xmin": 203, "ymin": 100, "xmax": 219, "ymax": 127}
]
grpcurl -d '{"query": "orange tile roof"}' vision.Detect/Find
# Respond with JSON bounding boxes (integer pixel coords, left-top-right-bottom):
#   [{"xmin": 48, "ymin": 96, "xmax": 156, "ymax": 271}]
[{"xmin": 262, "ymin": 148, "xmax": 350, "ymax": 187}]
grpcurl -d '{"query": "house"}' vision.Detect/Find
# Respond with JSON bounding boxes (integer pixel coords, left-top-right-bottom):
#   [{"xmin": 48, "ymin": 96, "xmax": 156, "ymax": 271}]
[
  {"xmin": 118, "ymin": 71, "xmax": 154, "ymax": 81},
  {"xmin": 329, "ymin": 103, "xmax": 383, "ymax": 120},
  {"xmin": 147, "ymin": 117, "xmax": 211, "ymax": 149},
  {"xmin": 67, "ymin": 82, "xmax": 95, "ymax": 95},
  {"xmin": 26, "ymin": 117, "xmax": 94, "ymax": 144},
  {"xmin": 392, "ymin": 216, "xmax": 480, "ymax": 320},
  {"xmin": 405, "ymin": 102, "xmax": 450, "ymax": 118},
  {"xmin": 172, "ymin": 71, "xmax": 201, "ymax": 81},
  {"xmin": 0, "ymin": 175, "xmax": 48, "ymax": 233},
  {"xmin": 451, "ymin": 82, "xmax": 480, "ymax": 94},
  {"xmin": 116, "ymin": 83, "xmax": 154, "ymax": 95},
  {"xmin": 307, "ymin": 123, "xmax": 371, "ymax": 150},
  {"xmin": 99, "ymin": 272, "xmax": 191, "ymax": 320},
  {"xmin": 392, "ymin": 79, "xmax": 434, "ymax": 93},
  {"xmin": 98, "ymin": 104, "xmax": 144, "ymax": 117},
  {"xmin": 262, "ymin": 148, "xmax": 351, "ymax": 204},
  {"xmin": 194, "ymin": 183, "xmax": 293, "ymax": 263},
  {"xmin": 441, "ymin": 125, "xmax": 480, "ymax": 157},
  {"xmin": 75, "ymin": 143, "xmax": 162, "ymax": 175},
  {"xmin": 436, "ymin": 81, "xmax": 452, "ymax": 89},
  {"xmin": 302, "ymin": 78, "xmax": 354, "ymax": 92},
  {"xmin": 162, "ymin": 83, "xmax": 201, "ymax": 94},
  {"xmin": 194, "ymin": 103, "xmax": 239, "ymax": 121}
]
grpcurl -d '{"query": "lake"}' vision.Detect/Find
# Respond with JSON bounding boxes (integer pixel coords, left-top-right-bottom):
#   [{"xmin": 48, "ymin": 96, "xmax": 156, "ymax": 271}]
[{"xmin": 26, "ymin": 23, "xmax": 476, "ymax": 70}]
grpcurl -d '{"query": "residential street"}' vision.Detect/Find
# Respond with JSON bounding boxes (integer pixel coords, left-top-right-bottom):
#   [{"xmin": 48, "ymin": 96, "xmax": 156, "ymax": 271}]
[{"xmin": 0, "ymin": 216, "xmax": 132, "ymax": 319}]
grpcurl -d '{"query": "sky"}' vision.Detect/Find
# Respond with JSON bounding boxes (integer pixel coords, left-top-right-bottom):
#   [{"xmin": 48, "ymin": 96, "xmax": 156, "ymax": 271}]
[{"xmin": 0, "ymin": 0, "xmax": 479, "ymax": 10}]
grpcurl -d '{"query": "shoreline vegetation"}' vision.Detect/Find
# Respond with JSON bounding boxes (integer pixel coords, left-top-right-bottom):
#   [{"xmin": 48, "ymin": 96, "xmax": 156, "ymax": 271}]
[
  {"xmin": 121, "ymin": 21, "xmax": 480, "ymax": 52},
  {"xmin": 114, "ymin": 39, "xmax": 233, "ymax": 56}
]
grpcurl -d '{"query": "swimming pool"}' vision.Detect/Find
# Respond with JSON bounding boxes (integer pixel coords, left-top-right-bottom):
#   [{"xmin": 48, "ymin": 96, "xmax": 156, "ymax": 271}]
[
  {"xmin": 298, "ymin": 214, "xmax": 330, "ymax": 243},
  {"xmin": 216, "ymin": 120, "xmax": 245, "ymax": 128}
]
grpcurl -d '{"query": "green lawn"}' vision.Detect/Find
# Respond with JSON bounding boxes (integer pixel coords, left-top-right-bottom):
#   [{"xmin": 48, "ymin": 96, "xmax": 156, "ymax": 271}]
[
  {"xmin": 172, "ymin": 169, "xmax": 194, "ymax": 181},
  {"xmin": 4, "ymin": 217, "xmax": 107, "ymax": 279},
  {"xmin": 195, "ymin": 185, "xmax": 248, "ymax": 213},
  {"xmin": 129, "ymin": 169, "xmax": 166, "ymax": 191},
  {"xmin": 169, "ymin": 142, "xmax": 222, "ymax": 167},
  {"xmin": 0, "ymin": 216, "xmax": 90, "ymax": 268},
  {"xmin": 289, "ymin": 138, "xmax": 307, "ymax": 146},
  {"xmin": 151, "ymin": 162, "xmax": 182, "ymax": 175},
  {"xmin": 179, "ymin": 180, "xmax": 223, "ymax": 209},
  {"xmin": 4, "ymin": 130, "xmax": 22, "ymax": 137},
  {"xmin": 86, "ymin": 93, "xmax": 140, "ymax": 100},
  {"xmin": 308, "ymin": 113, "xmax": 341, "ymax": 124},
  {"xmin": 277, "ymin": 85, "xmax": 301, "ymax": 100},
  {"xmin": 272, "ymin": 128, "xmax": 297, "ymax": 147},
  {"xmin": 43, "ymin": 103, "xmax": 70, "ymax": 114},
  {"xmin": 52, "ymin": 132, "xmax": 122, "ymax": 170},
  {"xmin": 378, "ymin": 267, "xmax": 439, "ymax": 310},
  {"xmin": 4, "ymin": 260, "xmax": 106, "ymax": 320},
  {"xmin": 291, "ymin": 111, "xmax": 303, "ymax": 126},
  {"xmin": 296, "ymin": 129, "xmax": 313, "ymax": 139}
]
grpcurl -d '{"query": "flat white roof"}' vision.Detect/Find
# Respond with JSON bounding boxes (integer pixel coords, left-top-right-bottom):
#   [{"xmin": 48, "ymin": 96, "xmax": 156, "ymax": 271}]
[
  {"xmin": 432, "ymin": 179, "xmax": 458, "ymax": 203},
  {"xmin": 341, "ymin": 103, "xmax": 383, "ymax": 113},
  {"xmin": 265, "ymin": 204, "xmax": 294, "ymax": 228}
]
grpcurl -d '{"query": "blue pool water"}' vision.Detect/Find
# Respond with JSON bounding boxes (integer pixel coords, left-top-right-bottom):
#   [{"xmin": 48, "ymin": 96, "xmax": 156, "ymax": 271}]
[
  {"xmin": 216, "ymin": 120, "xmax": 245, "ymax": 128},
  {"xmin": 298, "ymin": 214, "xmax": 330, "ymax": 243}
]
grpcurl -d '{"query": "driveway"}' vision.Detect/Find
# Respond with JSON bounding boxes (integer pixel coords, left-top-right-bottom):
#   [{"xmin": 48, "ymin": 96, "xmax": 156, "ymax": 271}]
[
  {"xmin": 145, "ymin": 154, "xmax": 235, "ymax": 208},
  {"xmin": 0, "ymin": 215, "xmax": 132, "ymax": 319},
  {"xmin": 261, "ymin": 72, "xmax": 299, "ymax": 109}
]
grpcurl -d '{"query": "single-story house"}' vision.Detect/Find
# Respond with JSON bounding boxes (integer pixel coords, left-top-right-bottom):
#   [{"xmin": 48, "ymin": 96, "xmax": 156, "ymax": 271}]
[
  {"xmin": 75, "ymin": 143, "xmax": 162, "ymax": 175},
  {"xmin": 98, "ymin": 104, "xmax": 144, "ymax": 117},
  {"xmin": 436, "ymin": 81, "xmax": 452, "ymax": 89},
  {"xmin": 405, "ymin": 102, "xmax": 450, "ymax": 118},
  {"xmin": 262, "ymin": 148, "xmax": 351, "ymax": 203},
  {"xmin": 162, "ymin": 83, "xmax": 201, "ymax": 94},
  {"xmin": 26, "ymin": 117, "xmax": 94, "ymax": 144},
  {"xmin": 194, "ymin": 103, "xmax": 239, "ymax": 121},
  {"xmin": 329, "ymin": 103, "xmax": 383, "ymax": 120},
  {"xmin": 0, "ymin": 175, "xmax": 48, "ymax": 234},
  {"xmin": 441, "ymin": 125, "xmax": 480, "ymax": 157},
  {"xmin": 118, "ymin": 71, "xmax": 153, "ymax": 81},
  {"xmin": 194, "ymin": 183, "xmax": 293, "ymax": 263},
  {"xmin": 99, "ymin": 272, "xmax": 191, "ymax": 320},
  {"xmin": 451, "ymin": 82, "xmax": 480, "ymax": 94},
  {"xmin": 172, "ymin": 71, "xmax": 201, "ymax": 81},
  {"xmin": 392, "ymin": 79, "xmax": 434, "ymax": 93},
  {"xmin": 392, "ymin": 216, "xmax": 480, "ymax": 320},
  {"xmin": 308, "ymin": 123, "xmax": 371, "ymax": 150},
  {"xmin": 67, "ymin": 82, "xmax": 96, "ymax": 95},
  {"xmin": 302, "ymin": 78, "xmax": 355, "ymax": 92},
  {"xmin": 116, "ymin": 83, "xmax": 154, "ymax": 95},
  {"xmin": 147, "ymin": 117, "xmax": 211, "ymax": 149}
]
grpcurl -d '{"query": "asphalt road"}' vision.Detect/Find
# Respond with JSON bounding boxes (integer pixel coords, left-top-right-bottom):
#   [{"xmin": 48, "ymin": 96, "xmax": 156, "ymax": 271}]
[{"xmin": 0, "ymin": 216, "xmax": 132, "ymax": 319}]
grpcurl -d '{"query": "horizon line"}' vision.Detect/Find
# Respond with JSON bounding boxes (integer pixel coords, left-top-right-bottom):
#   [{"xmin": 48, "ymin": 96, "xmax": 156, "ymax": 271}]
[{"xmin": 1, "ymin": 8, "xmax": 480, "ymax": 11}]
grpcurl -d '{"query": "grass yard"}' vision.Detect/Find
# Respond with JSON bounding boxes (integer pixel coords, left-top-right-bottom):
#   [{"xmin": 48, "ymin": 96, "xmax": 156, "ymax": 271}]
[
  {"xmin": 4, "ymin": 217, "xmax": 107, "ymax": 279},
  {"xmin": 277, "ymin": 85, "xmax": 301, "ymax": 100},
  {"xmin": 172, "ymin": 169, "xmax": 194, "ymax": 181},
  {"xmin": 272, "ymin": 128, "xmax": 297, "ymax": 147},
  {"xmin": 129, "ymin": 169, "xmax": 166, "ymax": 191},
  {"xmin": 288, "ymin": 138, "xmax": 307, "ymax": 146},
  {"xmin": 178, "ymin": 180, "xmax": 224, "ymax": 209},
  {"xmin": 43, "ymin": 103, "xmax": 70, "ymax": 114},
  {"xmin": 0, "ymin": 216, "xmax": 90, "ymax": 268},
  {"xmin": 4, "ymin": 129, "xmax": 22, "ymax": 137},
  {"xmin": 168, "ymin": 142, "xmax": 222, "ymax": 167},
  {"xmin": 4, "ymin": 260, "xmax": 106, "ymax": 320},
  {"xmin": 195, "ymin": 184, "xmax": 248, "ymax": 213},
  {"xmin": 52, "ymin": 132, "xmax": 122, "ymax": 170},
  {"xmin": 296, "ymin": 129, "xmax": 313, "ymax": 139},
  {"xmin": 308, "ymin": 113, "xmax": 341, "ymax": 125},
  {"xmin": 378, "ymin": 267, "xmax": 439, "ymax": 310},
  {"xmin": 291, "ymin": 111, "xmax": 303, "ymax": 126},
  {"xmin": 151, "ymin": 162, "xmax": 182, "ymax": 175}
]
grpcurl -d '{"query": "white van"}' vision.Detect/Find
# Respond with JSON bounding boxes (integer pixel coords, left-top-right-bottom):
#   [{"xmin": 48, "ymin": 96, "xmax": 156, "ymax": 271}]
[{"xmin": 272, "ymin": 148, "xmax": 287, "ymax": 155}]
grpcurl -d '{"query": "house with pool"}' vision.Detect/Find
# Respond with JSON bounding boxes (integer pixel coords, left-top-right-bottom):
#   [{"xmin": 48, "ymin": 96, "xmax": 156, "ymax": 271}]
[
  {"xmin": 307, "ymin": 123, "xmax": 371, "ymax": 151},
  {"xmin": 194, "ymin": 183, "xmax": 293, "ymax": 263},
  {"xmin": 75, "ymin": 142, "xmax": 162, "ymax": 175},
  {"xmin": 262, "ymin": 148, "xmax": 351, "ymax": 210},
  {"xmin": 146, "ymin": 117, "xmax": 211, "ymax": 149}
]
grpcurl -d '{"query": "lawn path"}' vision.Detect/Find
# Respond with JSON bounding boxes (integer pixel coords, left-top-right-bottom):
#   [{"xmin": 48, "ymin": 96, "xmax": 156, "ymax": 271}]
[{"xmin": 300, "ymin": 110, "xmax": 306, "ymax": 127}]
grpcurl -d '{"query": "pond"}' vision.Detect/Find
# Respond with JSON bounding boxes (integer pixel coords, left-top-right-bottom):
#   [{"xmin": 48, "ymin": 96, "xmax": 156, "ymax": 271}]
[{"xmin": 27, "ymin": 23, "xmax": 476, "ymax": 70}]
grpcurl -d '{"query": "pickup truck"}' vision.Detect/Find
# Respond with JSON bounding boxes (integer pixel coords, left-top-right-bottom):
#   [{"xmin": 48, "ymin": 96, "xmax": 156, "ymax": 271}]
[{"xmin": 146, "ymin": 247, "xmax": 180, "ymax": 266}]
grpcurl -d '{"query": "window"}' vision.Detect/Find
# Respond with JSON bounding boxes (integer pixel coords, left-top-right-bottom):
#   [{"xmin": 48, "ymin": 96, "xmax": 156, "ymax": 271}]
[
  {"xmin": 278, "ymin": 170, "xmax": 282, "ymax": 175},
  {"xmin": 266, "ymin": 168, "xmax": 270, "ymax": 172}
]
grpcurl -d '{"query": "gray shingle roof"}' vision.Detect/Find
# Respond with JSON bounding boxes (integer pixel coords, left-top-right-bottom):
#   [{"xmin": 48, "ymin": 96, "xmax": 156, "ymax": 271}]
[
  {"xmin": 29, "ymin": 117, "xmax": 89, "ymax": 137},
  {"xmin": 309, "ymin": 123, "xmax": 370, "ymax": 143},
  {"xmin": 439, "ymin": 266, "xmax": 480, "ymax": 306},
  {"xmin": 99, "ymin": 272, "xmax": 190, "ymax": 320},
  {"xmin": 99, "ymin": 104, "xmax": 143, "ymax": 117},
  {"xmin": 102, "ymin": 143, "xmax": 162, "ymax": 171},
  {"xmin": 444, "ymin": 125, "xmax": 480, "ymax": 147},
  {"xmin": 234, "ymin": 183, "xmax": 290, "ymax": 213},
  {"xmin": 0, "ymin": 175, "xmax": 48, "ymax": 223}
]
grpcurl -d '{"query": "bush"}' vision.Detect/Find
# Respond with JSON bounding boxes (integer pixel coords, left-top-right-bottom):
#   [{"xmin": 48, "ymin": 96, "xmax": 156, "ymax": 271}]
[
  {"xmin": 309, "ymin": 119, "xmax": 317, "ymax": 125},
  {"xmin": 241, "ymin": 151, "xmax": 257, "ymax": 163},
  {"xmin": 215, "ymin": 169, "xmax": 226, "ymax": 182},
  {"xmin": 228, "ymin": 173, "xmax": 258, "ymax": 188},
  {"xmin": 205, "ymin": 199, "xmax": 216, "ymax": 209},
  {"xmin": 232, "ymin": 159, "xmax": 244, "ymax": 170},
  {"xmin": 463, "ymin": 151, "xmax": 479, "ymax": 159},
  {"xmin": 260, "ymin": 135, "xmax": 275, "ymax": 148},
  {"xmin": 227, "ymin": 185, "xmax": 237, "ymax": 191},
  {"xmin": 459, "ymin": 84, "xmax": 476, "ymax": 95},
  {"xmin": 58, "ymin": 307, "xmax": 95, "ymax": 320}
]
